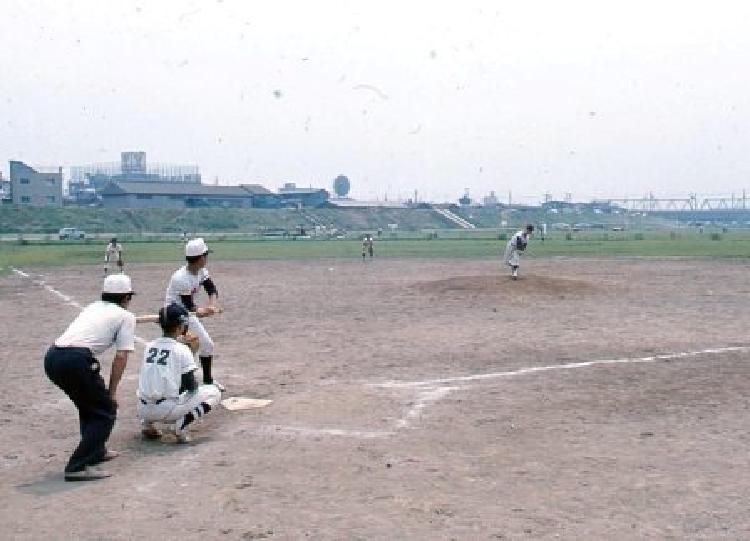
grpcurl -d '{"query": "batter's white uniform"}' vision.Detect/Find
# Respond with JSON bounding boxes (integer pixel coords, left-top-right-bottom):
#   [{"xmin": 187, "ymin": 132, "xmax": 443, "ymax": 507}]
[
  {"xmin": 503, "ymin": 230, "xmax": 527, "ymax": 268},
  {"xmin": 165, "ymin": 266, "xmax": 214, "ymax": 356},
  {"xmin": 137, "ymin": 336, "xmax": 221, "ymax": 425}
]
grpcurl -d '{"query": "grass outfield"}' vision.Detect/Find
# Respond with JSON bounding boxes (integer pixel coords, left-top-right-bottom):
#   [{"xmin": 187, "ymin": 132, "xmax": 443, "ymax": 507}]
[{"xmin": 2, "ymin": 232, "xmax": 750, "ymax": 273}]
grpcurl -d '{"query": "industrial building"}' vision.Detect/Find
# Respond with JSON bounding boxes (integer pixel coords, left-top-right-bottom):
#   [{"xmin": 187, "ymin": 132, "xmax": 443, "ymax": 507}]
[
  {"xmin": 277, "ymin": 183, "xmax": 330, "ymax": 208},
  {"xmin": 99, "ymin": 180, "xmax": 330, "ymax": 209},
  {"xmin": 70, "ymin": 151, "xmax": 201, "ymax": 195},
  {"xmin": 9, "ymin": 161, "xmax": 63, "ymax": 207},
  {"xmin": 100, "ymin": 181, "xmax": 271, "ymax": 209}
]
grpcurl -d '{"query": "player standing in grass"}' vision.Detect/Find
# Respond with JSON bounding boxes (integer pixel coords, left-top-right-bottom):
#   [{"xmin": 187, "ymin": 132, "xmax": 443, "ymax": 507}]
[
  {"xmin": 43, "ymin": 274, "xmax": 136, "ymax": 481},
  {"xmin": 165, "ymin": 238, "xmax": 225, "ymax": 391},
  {"xmin": 503, "ymin": 224, "xmax": 534, "ymax": 280},
  {"xmin": 104, "ymin": 237, "xmax": 123, "ymax": 276},
  {"xmin": 362, "ymin": 233, "xmax": 374, "ymax": 259},
  {"xmin": 138, "ymin": 303, "xmax": 221, "ymax": 443}
]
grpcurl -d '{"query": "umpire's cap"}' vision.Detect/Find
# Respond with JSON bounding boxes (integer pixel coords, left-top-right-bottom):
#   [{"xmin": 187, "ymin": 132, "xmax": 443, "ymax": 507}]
[
  {"xmin": 159, "ymin": 302, "xmax": 190, "ymax": 330},
  {"xmin": 102, "ymin": 274, "xmax": 133, "ymax": 294}
]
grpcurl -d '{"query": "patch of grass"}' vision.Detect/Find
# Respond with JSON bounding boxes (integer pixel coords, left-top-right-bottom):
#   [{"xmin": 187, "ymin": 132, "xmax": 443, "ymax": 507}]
[{"xmin": 3, "ymin": 234, "xmax": 750, "ymax": 275}]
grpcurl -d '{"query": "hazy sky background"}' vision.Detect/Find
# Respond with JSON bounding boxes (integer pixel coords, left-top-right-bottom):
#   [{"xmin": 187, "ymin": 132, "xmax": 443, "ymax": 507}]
[{"xmin": 2, "ymin": 0, "xmax": 749, "ymax": 203}]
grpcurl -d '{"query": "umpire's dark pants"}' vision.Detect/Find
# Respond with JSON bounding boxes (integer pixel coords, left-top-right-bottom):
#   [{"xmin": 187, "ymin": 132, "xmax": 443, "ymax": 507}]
[{"xmin": 44, "ymin": 346, "xmax": 117, "ymax": 473}]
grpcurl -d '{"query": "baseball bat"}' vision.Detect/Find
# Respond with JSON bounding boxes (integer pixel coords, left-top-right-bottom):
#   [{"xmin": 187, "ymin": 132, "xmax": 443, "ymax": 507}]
[{"xmin": 135, "ymin": 307, "xmax": 223, "ymax": 324}]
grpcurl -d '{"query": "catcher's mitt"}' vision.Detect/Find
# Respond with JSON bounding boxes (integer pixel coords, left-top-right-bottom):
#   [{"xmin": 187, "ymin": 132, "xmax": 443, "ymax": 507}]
[{"xmin": 179, "ymin": 331, "xmax": 200, "ymax": 353}]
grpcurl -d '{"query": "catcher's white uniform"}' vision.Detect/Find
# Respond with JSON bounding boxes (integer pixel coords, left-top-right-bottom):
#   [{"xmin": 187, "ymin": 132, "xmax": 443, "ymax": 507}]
[
  {"xmin": 137, "ymin": 336, "xmax": 220, "ymax": 426},
  {"xmin": 165, "ymin": 266, "xmax": 214, "ymax": 356}
]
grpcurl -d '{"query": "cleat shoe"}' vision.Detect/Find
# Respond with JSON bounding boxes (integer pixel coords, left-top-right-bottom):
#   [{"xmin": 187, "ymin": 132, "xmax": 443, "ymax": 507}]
[
  {"xmin": 93, "ymin": 449, "xmax": 119, "ymax": 463},
  {"xmin": 65, "ymin": 466, "xmax": 111, "ymax": 482},
  {"xmin": 208, "ymin": 380, "xmax": 226, "ymax": 392},
  {"xmin": 174, "ymin": 420, "xmax": 192, "ymax": 443},
  {"xmin": 141, "ymin": 426, "xmax": 162, "ymax": 440}
]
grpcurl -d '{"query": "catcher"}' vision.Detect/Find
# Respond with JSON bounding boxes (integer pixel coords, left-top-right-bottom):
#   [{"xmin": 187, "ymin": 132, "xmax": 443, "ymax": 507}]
[
  {"xmin": 137, "ymin": 303, "xmax": 221, "ymax": 443},
  {"xmin": 503, "ymin": 224, "xmax": 534, "ymax": 280}
]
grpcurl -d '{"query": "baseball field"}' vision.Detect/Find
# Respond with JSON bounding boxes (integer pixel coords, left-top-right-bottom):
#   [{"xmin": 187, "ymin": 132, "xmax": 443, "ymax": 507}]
[{"xmin": 1, "ymin": 243, "xmax": 750, "ymax": 539}]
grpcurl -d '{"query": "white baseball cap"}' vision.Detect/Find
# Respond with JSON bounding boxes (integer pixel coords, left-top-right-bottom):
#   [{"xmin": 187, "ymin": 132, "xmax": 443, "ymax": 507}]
[
  {"xmin": 102, "ymin": 274, "xmax": 134, "ymax": 294},
  {"xmin": 185, "ymin": 238, "xmax": 211, "ymax": 257}
]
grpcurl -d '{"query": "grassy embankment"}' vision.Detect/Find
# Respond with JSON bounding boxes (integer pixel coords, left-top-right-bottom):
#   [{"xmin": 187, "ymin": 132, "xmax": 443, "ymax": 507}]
[
  {"xmin": 2, "ymin": 231, "xmax": 749, "ymax": 275},
  {"xmin": 0, "ymin": 206, "xmax": 454, "ymax": 234}
]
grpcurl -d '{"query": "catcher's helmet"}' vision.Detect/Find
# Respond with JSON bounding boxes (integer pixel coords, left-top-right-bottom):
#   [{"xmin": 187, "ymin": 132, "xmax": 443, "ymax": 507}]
[
  {"xmin": 525, "ymin": 224, "xmax": 535, "ymax": 233},
  {"xmin": 159, "ymin": 302, "xmax": 190, "ymax": 330}
]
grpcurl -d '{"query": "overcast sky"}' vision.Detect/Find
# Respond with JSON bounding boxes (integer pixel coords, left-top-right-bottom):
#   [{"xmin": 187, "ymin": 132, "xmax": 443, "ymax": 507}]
[{"xmin": 2, "ymin": 1, "xmax": 749, "ymax": 203}]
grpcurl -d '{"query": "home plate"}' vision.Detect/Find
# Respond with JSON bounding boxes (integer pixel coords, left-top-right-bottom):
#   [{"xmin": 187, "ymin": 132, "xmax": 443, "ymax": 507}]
[{"xmin": 221, "ymin": 397, "xmax": 273, "ymax": 411}]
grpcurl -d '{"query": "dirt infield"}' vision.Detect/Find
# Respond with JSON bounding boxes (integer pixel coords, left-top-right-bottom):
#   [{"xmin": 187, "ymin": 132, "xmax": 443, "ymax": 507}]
[{"xmin": 2, "ymin": 257, "xmax": 750, "ymax": 539}]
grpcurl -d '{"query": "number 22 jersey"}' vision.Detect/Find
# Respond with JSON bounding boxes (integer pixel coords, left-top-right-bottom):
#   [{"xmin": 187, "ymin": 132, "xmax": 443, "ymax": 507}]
[{"xmin": 137, "ymin": 336, "xmax": 197, "ymax": 401}]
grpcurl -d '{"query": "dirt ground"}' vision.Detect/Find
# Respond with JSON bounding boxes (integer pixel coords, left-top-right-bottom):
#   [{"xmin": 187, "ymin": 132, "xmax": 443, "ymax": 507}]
[{"xmin": 2, "ymin": 256, "xmax": 750, "ymax": 540}]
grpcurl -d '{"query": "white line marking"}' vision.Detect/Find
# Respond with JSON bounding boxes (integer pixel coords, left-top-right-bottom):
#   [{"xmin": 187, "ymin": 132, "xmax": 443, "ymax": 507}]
[
  {"xmin": 376, "ymin": 346, "xmax": 750, "ymax": 389},
  {"xmin": 258, "ymin": 425, "xmax": 394, "ymax": 438},
  {"xmin": 13, "ymin": 267, "xmax": 390, "ymax": 439},
  {"xmin": 12, "ymin": 267, "xmax": 148, "ymax": 346},
  {"xmin": 395, "ymin": 386, "xmax": 457, "ymax": 429}
]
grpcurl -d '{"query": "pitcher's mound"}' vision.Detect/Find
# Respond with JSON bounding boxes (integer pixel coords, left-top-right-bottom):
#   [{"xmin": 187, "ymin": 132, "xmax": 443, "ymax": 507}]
[{"xmin": 413, "ymin": 274, "xmax": 598, "ymax": 297}]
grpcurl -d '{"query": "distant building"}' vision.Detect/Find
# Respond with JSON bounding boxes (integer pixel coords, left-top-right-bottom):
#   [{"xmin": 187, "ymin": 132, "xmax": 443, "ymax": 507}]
[
  {"xmin": 277, "ymin": 183, "xmax": 329, "ymax": 208},
  {"xmin": 241, "ymin": 184, "xmax": 281, "ymax": 208},
  {"xmin": 10, "ymin": 161, "xmax": 63, "ymax": 207},
  {"xmin": 70, "ymin": 151, "xmax": 201, "ymax": 195},
  {"xmin": 0, "ymin": 172, "xmax": 10, "ymax": 202},
  {"xmin": 100, "ymin": 181, "xmax": 260, "ymax": 209},
  {"xmin": 482, "ymin": 191, "xmax": 500, "ymax": 207}
]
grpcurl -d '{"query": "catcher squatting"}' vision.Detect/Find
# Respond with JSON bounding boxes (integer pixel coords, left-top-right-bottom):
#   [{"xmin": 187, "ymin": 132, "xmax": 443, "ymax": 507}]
[{"xmin": 44, "ymin": 238, "xmax": 223, "ymax": 481}]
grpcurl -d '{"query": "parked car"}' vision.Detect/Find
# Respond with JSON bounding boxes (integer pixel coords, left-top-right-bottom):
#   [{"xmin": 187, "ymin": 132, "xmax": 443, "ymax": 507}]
[{"xmin": 59, "ymin": 227, "xmax": 85, "ymax": 240}]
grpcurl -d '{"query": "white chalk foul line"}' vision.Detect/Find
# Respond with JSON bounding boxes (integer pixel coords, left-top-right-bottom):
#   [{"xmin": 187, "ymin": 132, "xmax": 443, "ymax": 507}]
[
  {"xmin": 12, "ymin": 267, "xmax": 148, "ymax": 346},
  {"xmin": 257, "ymin": 425, "xmax": 394, "ymax": 439},
  {"xmin": 394, "ymin": 385, "xmax": 457, "ymax": 429},
  {"xmin": 376, "ymin": 345, "xmax": 750, "ymax": 389},
  {"xmin": 12, "ymin": 267, "xmax": 390, "ymax": 439}
]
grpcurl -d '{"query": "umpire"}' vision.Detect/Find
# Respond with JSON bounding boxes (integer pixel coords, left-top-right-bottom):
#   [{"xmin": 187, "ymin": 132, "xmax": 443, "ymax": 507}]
[{"xmin": 44, "ymin": 274, "xmax": 136, "ymax": 481}]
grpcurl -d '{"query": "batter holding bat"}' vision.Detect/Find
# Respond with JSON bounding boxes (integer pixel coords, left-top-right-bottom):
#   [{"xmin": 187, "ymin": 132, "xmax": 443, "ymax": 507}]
[
  {"xmin": 503, "ymin": 224, "xmax": 534, "ymax": 280},
  {"xmin": 165, "ymin": 238, "xmax": 225, "ymax": 391},
  {"xmin": 138, "ymin": 303, "xmax": 221, "ymax": 443}
]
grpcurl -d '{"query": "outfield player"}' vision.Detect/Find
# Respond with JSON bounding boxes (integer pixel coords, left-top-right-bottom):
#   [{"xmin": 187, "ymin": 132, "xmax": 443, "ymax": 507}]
[
  {"xmin": 165, "ymin": 238, "xmax": 224, "ymax": 391},
  {"xmin": 503, "ymin": 224, "xmax": 534, "ymax": 280},
  {"xmin": 362, "ymin": 234, "xmax": 374, "ymax": 259},
  {"xmin": 138, "ymin": 303, "xmax": 221, "ymax": 443},
  {"xmin": 104, "ymin": 237, "xmax": 123, "ymax": 276},
  {"xmin": 44, "ymin": 274, "xmax": 136, "ymax": 481}
]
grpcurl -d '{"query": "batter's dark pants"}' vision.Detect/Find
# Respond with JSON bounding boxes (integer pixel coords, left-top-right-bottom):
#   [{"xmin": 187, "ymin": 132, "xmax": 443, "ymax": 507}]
[{"xmin": 44, "ymin": 346, "xmax": 117, "ymax": 473}]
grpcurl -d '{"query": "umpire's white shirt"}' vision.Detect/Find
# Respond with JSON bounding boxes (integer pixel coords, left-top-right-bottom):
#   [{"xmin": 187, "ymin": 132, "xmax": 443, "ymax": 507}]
[
  {"xmin": 55, "ymin": 301, "xmax": 136, "ymax": 355},
  {"xmin": 165, "ymin": 266, "xmax": 209, "ymax": 309},
  {"xmin": 138, "ymin": 337, "xmax": 197, "ymax": 401}
]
